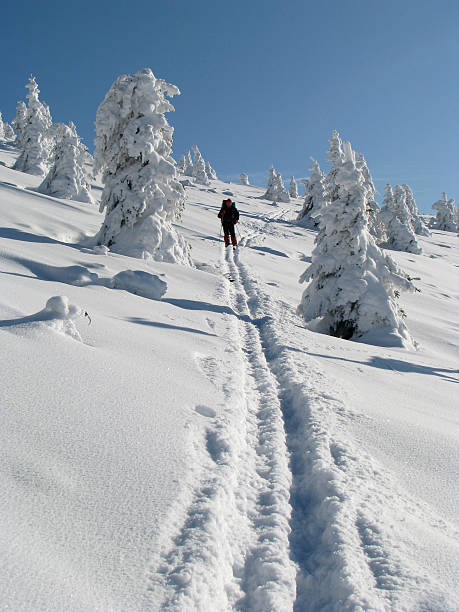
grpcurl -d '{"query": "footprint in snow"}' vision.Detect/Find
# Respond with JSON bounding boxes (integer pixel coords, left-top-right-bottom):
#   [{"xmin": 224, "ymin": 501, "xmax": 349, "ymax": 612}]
[{"xmin": 195, "ymin": 405, "xmax": 216, "ymax": 418}]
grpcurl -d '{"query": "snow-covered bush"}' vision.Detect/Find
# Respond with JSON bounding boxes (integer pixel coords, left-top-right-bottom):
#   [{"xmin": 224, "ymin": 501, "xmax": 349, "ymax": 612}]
[
  {"xmin": 403, "ymin": 184, "xmax": 430, "ymax": 236},
  {"xmin": 431, "ymin": 193, "xmax": 457, "ymax": 231},
  {"xmin": 13, "ymin": 77, "xmax": 53, "ymax": 175},
  {"xmin": 94, "ymin": 68, "xmax": 191, "ymax": 264},
  {"xmin": 38, "ymin": 122, "xmax": 94, "ymax": 203},
  {"xmin": 191, "ymin": 145, "xmax": 209, "ymax": 185},
  {"xmin": 240, "ymin": 173, "xmax": 249, "ymax": 185},
  {"xmin": 298, "ymin": 141, "xmax": 414, "ymax": 347},
  {"xmin": 289, "ymin": 176, "xmax": 299, "ymax": 198},
  {"xmin": 297, "ymin": 158, "xmax": 328, "ymax": 228},
  {"xmin": 111, "ymin": 270, "xmax": 167, "ymax": 300},
  {"xmin": 379, "ymin": 184, "xmax": 421, "ymax": 254},
  {"xmin": 263, "ymin": 165, "xmax": 290, "ymax": 202},
  {"xmin": 205, "ymin": 160, "xmax": 217, "ymax": 180}
]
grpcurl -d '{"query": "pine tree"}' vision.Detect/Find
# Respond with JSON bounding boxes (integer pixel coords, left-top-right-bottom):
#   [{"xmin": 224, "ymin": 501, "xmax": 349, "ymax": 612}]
[
  {"xmin": 263, "ymin": 165, "xmax": 290, "ymax": 202},
  {"xmin": 12, "ymin": 100, "xmax": 27, "ymax": 147},
  {"xmin": 13, "ymin": 77, "xmax": 53, "ymax": 175},
  {"xmin": 3, "ymin": 121, "xmax": 15, "ymax": 141},
  {"xmin": 240, "ymin": 173, "xmax": 249, "ymax": 185},
  {"xmin": 183, "ymin": 150, "xmax": 194, "ymax": 176},
  {"xmin": 177, "ymin": 155, "xmax": 186, "ymax": 174},
  {"xmin": 356, "ymin": 153, "xmax": 384, "ymax": 241},
  {"xmin": 94, "ymin": 68, "xmax": 191, "ymax": 263},
  {"xmin": 0, "ymin": 112, "xmax": 4, "ymax": 140},
  {"xmin": 297, "ymin": 158, "xmax": 328, "ymax": 228},
  {"xmin": 38, "ymin": 122, "xmax": 94, "ymax": 203},
  {"xmin": 379, "ymin": 184, "xmax": 421, "ymax": 253},
  {"xmin": 402, "ymin": 184, "xmax": 430, "ymax": 236},
  {"xmin": 431, "ymin": 193, "xmax": 457, "ymax": 231},
  {"xmin": 289, "ymin": 176, "xmax": 299, "ymax": 198},
  {"xmin": 326, "ymin": 129, "xmax": 344, "ymax": 202},
  {"xmin": 298, "ymin": 141, "xmax": 414, "ymax": 347}
]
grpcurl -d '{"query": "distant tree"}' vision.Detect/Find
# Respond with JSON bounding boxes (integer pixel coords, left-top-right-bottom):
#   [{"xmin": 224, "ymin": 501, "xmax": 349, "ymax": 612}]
[
  {"xmin": 177, "ymin": 155, "xmax": 186, "ymax": 174},
  {"xmin": 191, "ymin": 145, "xmax": 209, "ymax": 185},
  {"xmin": 183, "ymin": 150, "xmax": 194, "ymax": 176},
  {"xmin": 0, "ymin": 112, "xmax": 4, "ymax": 140},
  {"xmin": 297, "ymin": 158, "xmax": 328, "ymax": 228},
  {"xmin": 205, "ymin": 160, "xmax": 217, "ymax": 180},
  {"xmin": 298, "ymin": 141, "xmax": 414, "ymax": 346},
  {"xmin": 289, "ymin": 176, "xmax": 299, "ymax": 198},
  {"xmin": 12, "ymin": 100, "xmax": 27, "ymax": 147},
  {"xmin": 402, "ymin": 184, "xmax": 430, "ymax": 236},
  {"xmin": 3, "ymin": 121, "xmax": 15, "ymax": 141},
  {"xmin": 379, "ymin": 184, "xmax": 421, "ymax": 253},
  {"xmin": 240, "ymin": 172, "xmax": 249, "ymax": 185},
  {"xmin": 13, "ymin": 77, "xmax": 53, "ymax": 175},
  {"xmin": 93, "ymin": 68, "xmax": 191, "ymax": 263},
  {"xmin": 263, "ymin": 165, "xmax": 290, "ymax": 202},
  {"xmin": 38, "ymin": 122, "xmax": 94, "ymax": 203},
  {"xmin": 431, "ymin": 193, "xmax": 457, "ymax": 231},
  {"xmin": 355, "ymin": 152, "xmax": 384, "ymax": 241}
]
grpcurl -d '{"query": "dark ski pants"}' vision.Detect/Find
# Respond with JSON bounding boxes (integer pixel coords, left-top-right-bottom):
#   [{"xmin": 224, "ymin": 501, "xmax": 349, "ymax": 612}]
[{"xmin": 223, "ymin": 223, "xmax": 237, "ymax": 247}]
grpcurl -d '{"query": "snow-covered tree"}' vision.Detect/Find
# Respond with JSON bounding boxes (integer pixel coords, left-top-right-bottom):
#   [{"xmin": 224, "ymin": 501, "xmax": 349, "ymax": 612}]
[
  {"xmin": 94, "ymin": 68, "xmax": 191, "ymax": 264},
  {"xmin": 379, "ymin": 184, "xmax": 421, "ymax": 254},
  {"xmin": 13, "ymin": 77, "xmax": 53, "ymax": 175},
  {"xmin": 191, "ymin": 145, "xmax": 209, "ymax": 185},
  {"xmin": 177, "ymin": 155, "xmax": 186, "ymax": 174},
  {"xmin": 38, "ymin": 122, "xmax": 94, "ymax": 203},
  {"xmin": 240, "ymin": 173, "xmax": 249, "ymax": 185},
  {"xmin": 289, "ymin": 176, "xmax": 299, "ymax": 198},
  {"xmin": 298, "ymin": 141, "xmax": 414, "ymax": 347},
  {"xmin": 3, "ymin": 121, "xmax": 15, "ymax": 141},
  {"xmin": 183, "ymin": 150, "xmax": 194, "ymax": 176},
  {"xmin": 12, "ymin": 100, "xmax": 27, "ymax": 147},
  {"xmin": 326, "ymin": 129, "xmax": 344, "ymax": 202},
  {"xmin": 297, "ymin": 158, "xmax": 328, "ymax": 228},
  {"xmin": 431, "ymin": 193, "xmax": 457, "ymax": 231},
  {"xmin": 356, "ymin": 153, "xmax": 384, "ymax": 241},
  {"xmin": 402, "ymin": 184, "xmax": 430, "ymax": 236},
  {"xmin": 205, "ymin": 160, "xmax": 217, "ymax": 180},
  {"xmin": 263, "ymin": 165, "xmax": 290, "ymax": 202},
  {"xmin": 0, "ymin": 112, "xmax": 4, "ymax": 140}
]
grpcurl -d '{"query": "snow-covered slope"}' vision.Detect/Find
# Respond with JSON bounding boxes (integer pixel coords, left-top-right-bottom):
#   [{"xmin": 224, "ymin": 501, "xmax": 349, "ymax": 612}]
[{"xmin": 0, "ymin": 143, "xmax": 458, "ymax": 611}]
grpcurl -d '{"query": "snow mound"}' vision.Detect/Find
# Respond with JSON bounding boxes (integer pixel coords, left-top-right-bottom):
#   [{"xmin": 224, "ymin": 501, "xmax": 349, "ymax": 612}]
[
  {"xmin": 111, "ymin": 270, "xmax": 167, "ymax": 300},
  {"xmin": 1, "ymin": 296, "xmax": 84, "ymax": 341}
]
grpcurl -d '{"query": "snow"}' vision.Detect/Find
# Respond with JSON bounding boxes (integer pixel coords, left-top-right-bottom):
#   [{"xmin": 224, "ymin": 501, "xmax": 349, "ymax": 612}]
[{"xmin": 0, "ymin": 144, "xmax": 458, "ymax": 611}]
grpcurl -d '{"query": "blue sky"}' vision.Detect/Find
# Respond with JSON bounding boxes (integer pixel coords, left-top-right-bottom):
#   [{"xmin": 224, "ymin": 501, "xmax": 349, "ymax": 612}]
[{"xmin": 1, "ymin": 0, "xmax": 457, "ymax": 212}]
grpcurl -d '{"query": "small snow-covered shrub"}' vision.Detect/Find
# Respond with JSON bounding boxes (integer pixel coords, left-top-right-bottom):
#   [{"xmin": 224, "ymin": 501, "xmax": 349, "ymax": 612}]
[{"xmin": 111, "ymin": 270, "xmax": 167, "ymax": 300}]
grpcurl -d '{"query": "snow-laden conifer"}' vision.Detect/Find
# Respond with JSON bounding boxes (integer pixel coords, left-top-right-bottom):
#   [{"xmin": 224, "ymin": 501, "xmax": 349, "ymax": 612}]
[
  {"xmin": 38, "ymin": 122, "xmax": 94, "ymax": 203},
  {"xmin": 177, "ymin": 155, "xmax": 186, "ymax": 174},
  {"xmin": 297, "ymin": 158, "xmax": 328, "ymax": 228},
  {"xmin": 326, "ymin": 129, "xmax": 344, "ymax": 202},
  {"xmin": 191, "ymin": 145, "xmax": 209, "ymax": 185},
  {"xmin": 240, "ymin": 173, "xmax": 249, "ymax": 185},
  {"xmin": 263, "ymin": 165, "xmax": 290, "ymax": 202},
  {"xmin": 12, "ymin": 100, "xmax": 27, "ymax": 147},
  {"xmin": 205, "ymin": 160, "xmax": 217, "ymax": 180},
  {"xmin": 3, "ymin": 121, "xmax": 15, "ymax": 141},
  {"xmin": 0, "ymin": 112, "xmax": 4, "ymax": 140},
  {"xmin": 94, "ymin": 68, "xmax": 191, "ymax": 264},
  {"xmin": 431, "ymin": 193, "xmax": 457, "ymax": 231},
  {"xmin": 380, "ymin": 184, "xmax": 421, "ymax": 254},
  {"xmin": 183, "ymin": 150, "xmax": 194, "ymax": 176},
  {"xmin": 356, "ymin": 153, "xmax": 384, "ymax": 241},
  {"xmin": 298, "ymin": 141, "xmax": 414, "ymax": 347},
  {"xmin": 13, "ymin": 77, "xmax": 53, "ymax": 175},
  {"xmin": 289, "ymin": 176, "xmax": 299, "ymax": 198},
  {"xmin": 402, "ymin": 184, "xmax": 430, "ymax": 236}
]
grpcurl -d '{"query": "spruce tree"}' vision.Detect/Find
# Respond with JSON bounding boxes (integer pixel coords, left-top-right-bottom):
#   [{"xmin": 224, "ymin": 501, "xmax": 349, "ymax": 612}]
[
  {"xmin": 289, "ymin": 176, "xmax": 299, "ymax": 198},
  {"xmin": 13, "ymin": 77, "xmax": 53, "ymax": 175},
  {"xmin": 240, "ymin": 173, "xmax": 249, "ymax": 185},
  {"xmin": 380, "ymin": 184, "xmax": 421, "ymax": 253},
  {"xmin": 12, "ymin": 100, "xmax": 27, "ymax": 147},
  {"xmin": 263, "ymin": 165, "xmax": 290, "ymax": 202},
  {"xmin": 297, "ymin": 158, "xmax": 328, "ymax": 228},
  {"xmin": 205, "ymin": 160, "xmax": 217, "ymax": 180},
  {"xmin": 94, "ymin": 68, "xmax": 191, "ymax": 263},
  {"xmin": 402, "ymin": 184, "xmax": 430, "ymax": 236},
  {"xmin": 298, "ymin": 141, "xmax": 414, "ymax": 346},
  {"xmin": 431, "ymin": 193, "xmax": 457, "ymax": 231},
  {"xmin": 191, "ymin": 145, "xmax": 209, "ymax": 185},
  {"xmin": 38, "ymin": 122, "xmax": 94, "ymax": 203}
]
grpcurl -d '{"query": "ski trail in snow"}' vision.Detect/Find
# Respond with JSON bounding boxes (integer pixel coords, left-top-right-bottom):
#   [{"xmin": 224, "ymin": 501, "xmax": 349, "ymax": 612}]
[
  {"xmin": 231, "ymin": 246, "xmax": 456, "ymax": 611},
  {"xmin": 143, "ymin": 247, "xmax": 296, "ymax": 611}
]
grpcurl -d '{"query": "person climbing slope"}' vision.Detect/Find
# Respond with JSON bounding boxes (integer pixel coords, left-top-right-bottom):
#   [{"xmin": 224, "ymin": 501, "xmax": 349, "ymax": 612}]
[{"xmin": 218, "ymin": 198, "xmax": 239, "ymax": 248}]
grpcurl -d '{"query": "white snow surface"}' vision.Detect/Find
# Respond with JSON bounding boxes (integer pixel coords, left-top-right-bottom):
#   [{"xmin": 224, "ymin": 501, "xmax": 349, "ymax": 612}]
[{"xmin": 0, "ymin": 145, "xmax": 458, "ymax": 611}]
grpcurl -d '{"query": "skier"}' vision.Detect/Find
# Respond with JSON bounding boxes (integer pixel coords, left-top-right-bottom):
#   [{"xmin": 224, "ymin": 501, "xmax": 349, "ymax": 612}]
[{"xmin": 218, "ymin": 198, "xmax": 239, "ymax": 248}]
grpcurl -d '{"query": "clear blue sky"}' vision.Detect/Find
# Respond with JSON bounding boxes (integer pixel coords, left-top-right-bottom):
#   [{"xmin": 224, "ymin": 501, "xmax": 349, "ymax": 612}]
[{"xmin": 1, "ymin": 0, "xmax": 457, "ymax": 212}]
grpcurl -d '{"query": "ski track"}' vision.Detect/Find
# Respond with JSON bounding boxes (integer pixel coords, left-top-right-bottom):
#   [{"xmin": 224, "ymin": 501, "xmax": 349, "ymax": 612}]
[{"xmin": 144, "ymin": 207, "xmax": 456, "ymax": 612}]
